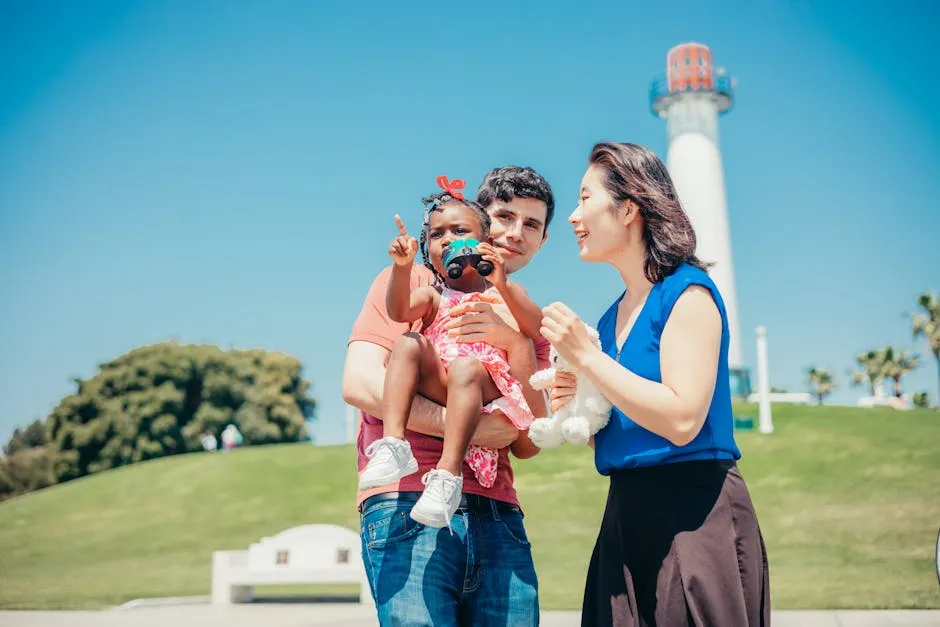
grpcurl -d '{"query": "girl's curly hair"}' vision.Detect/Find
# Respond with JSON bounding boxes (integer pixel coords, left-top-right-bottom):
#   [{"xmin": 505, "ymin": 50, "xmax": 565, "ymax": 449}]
[{"xmin": 418, "ymin": 192, "xmax": 491, "ymax": 283}]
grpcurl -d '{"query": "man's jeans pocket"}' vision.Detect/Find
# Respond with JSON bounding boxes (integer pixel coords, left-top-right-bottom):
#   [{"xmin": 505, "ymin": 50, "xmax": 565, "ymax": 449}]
[
  {"xmin": 361, "ymin": 500, "xmax": 424, "ymax": 550},
  {"xmin": 497, "ymin": 510, "xmax": 532, "ymax": 548}
]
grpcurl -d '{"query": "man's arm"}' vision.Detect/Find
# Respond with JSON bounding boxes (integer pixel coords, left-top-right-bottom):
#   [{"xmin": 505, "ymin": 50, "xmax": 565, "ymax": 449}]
[
  {"xmin": 446, "ymin": 301, "xmax": 549, "ymax": 418},
  {"xmin": 444, "ymin": 299, "xmax": 549, "ymax": 459},
  {"xmin": 342, "ymin": 340, "xmax": 518, "ymax": 449}
]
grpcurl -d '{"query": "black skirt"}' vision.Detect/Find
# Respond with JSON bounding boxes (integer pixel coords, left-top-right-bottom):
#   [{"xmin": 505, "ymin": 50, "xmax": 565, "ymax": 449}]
[{"xmin": 581, "ymin": 459, "xmax": 770, "ymax": 627}]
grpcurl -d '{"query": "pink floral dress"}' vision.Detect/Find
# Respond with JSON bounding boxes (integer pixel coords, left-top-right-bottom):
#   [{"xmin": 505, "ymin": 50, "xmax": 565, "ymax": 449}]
[{"xmin": 423, "ymin": 286, "xmax": 534, "ymax": 487}]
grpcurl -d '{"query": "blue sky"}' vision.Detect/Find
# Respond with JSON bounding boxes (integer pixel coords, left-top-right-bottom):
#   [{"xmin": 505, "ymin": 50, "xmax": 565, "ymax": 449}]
[{"xmin": 1, "ymin": 0, "xmax": 937, "ymax": 446}]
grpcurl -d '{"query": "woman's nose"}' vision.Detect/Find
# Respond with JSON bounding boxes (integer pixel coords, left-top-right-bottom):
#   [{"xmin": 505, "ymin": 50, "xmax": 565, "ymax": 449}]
[{"xmin": 568, "ymin": 208, "xmax": 580, "ymax": 224}]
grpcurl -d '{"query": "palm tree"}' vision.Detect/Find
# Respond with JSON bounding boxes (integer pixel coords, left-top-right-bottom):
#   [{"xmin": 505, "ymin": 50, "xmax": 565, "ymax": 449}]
[
  {"xmin": 881, "ymin": 347, "xmax": 920, "ymax": 398},
  {"xmin": 850, "ymin": 349, "xmax": 889, "ymax": 397},
  {"xmin": 806, "ymin": 367, "xmax": 837, "ymax": 405},
  {"xmin": 911, "ymin": 290, "xmax": 940, "ymax": 404}
]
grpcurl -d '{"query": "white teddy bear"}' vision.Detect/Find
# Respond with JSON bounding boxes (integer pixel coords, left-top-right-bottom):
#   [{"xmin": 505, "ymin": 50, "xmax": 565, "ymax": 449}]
[{"xmin": 527, "ymin": 324, "xmax": 613, "ymax": 449}]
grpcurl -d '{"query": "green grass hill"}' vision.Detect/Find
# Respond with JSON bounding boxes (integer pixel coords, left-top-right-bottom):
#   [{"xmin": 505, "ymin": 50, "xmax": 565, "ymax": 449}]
[{"xmin": 1, "ymin": 404, "xmax": 938, "ymax": 610}]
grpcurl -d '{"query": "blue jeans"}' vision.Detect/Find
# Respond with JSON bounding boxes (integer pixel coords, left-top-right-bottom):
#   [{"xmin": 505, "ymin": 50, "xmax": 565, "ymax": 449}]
[{"xmin": 359, "ymin": 494, "xmax": 539, "ymax": 626}]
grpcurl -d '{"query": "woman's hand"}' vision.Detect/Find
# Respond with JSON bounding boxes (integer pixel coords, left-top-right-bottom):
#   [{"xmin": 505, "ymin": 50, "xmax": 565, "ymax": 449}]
[
  {"xmin": 549, "ymin": 371, "xmax": 578, "ymax": 412},
  {"xmin": 540, "ymin": 302, "xmax": 601, "ymax": 369}
]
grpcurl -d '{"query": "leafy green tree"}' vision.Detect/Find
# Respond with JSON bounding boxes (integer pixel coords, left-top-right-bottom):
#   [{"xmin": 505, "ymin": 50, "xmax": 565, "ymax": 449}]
[
  {"xmin": 21, "ymin": 419, "xmax": 48, "ymax": 448},
  {"xmin": 881, "ymin": 347, "xmax": 919, "ymax": 398},
  {"xmin": 850, "ymin": 349, "xmax": 889, "ymax": 397},
  {"xmin": 2, "ymin": 428, "xmax": 25, "ymax": 457},
  {"xmin": 806, "ymin": 367, "xmax": 837, "ymax": 405},
  {"xmin": 911, "ymin": 290, "xmax": 940, "ymax": 403},
  {"xmin": 47, "ymin": 342, "xmax": 315, "ymax": 483},
  {"xmin": 0, "ymin": 446, "xmax": 55, "ymax": 502},
  {"xmin": 2, "ymin": 419, "xmax": 47, "ymax": 456}
]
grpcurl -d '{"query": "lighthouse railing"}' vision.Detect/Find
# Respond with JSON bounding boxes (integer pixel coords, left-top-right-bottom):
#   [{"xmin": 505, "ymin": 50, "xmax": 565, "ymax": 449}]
[{"xmin": 649, "ymin": 74, "xmax": 734, "ymax": 115}]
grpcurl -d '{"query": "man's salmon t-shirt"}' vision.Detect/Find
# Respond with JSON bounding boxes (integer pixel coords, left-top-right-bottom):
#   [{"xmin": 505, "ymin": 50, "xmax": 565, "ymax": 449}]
[{"xmin": 348, "ymin": 264, "xmax": 550, "ymax": 509}]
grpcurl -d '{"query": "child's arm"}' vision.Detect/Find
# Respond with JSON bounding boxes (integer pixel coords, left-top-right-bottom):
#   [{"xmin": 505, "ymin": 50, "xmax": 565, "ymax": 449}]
[
  {"xmin": 386, "ymin": 270, "xmax": 439, "ymax": 324},
  {"xmin": 504, "ymin": 336, "xmax": 546, "ymax": 459},
  {"xmin": 385, "ymin": 214, "xmax": 441, "ymax": 324},
  {"xmin": 477, "ymin": 242, "xmax": 542, "ymax": 340},
  {"xmin": 495, "ymin": 280, "xmax": 543, "ymax": 340},
  {"xmin": 511, "ymin": 431, "xmax": 541, "ymax": 459}
]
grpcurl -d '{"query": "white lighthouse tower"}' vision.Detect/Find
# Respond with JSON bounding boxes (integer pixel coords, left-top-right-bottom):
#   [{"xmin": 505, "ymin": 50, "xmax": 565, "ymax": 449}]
[{"xmin": 651, "ymin": 42, "xmax": 744, "ymax": 371}]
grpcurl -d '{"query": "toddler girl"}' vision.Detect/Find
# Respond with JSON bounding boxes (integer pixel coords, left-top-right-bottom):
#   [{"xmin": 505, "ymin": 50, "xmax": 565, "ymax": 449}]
[{"xmin": 358, "ymin": 177, "xmax": 543, "ymax": 529}]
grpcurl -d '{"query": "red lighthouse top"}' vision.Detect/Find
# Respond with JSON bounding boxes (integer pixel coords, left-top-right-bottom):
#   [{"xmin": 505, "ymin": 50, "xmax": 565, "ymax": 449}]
[
  {"xmin": 650, "ymin": 41, "xmax": 733, "ymax": 117},
  {"xmin": 667, "ymin": 42, "xmax": 714, "ymax": 92}
]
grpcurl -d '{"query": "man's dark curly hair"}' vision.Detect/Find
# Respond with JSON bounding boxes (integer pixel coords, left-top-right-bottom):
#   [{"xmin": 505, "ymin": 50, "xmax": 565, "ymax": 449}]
[{"xmin": 476, "ymin": 166, "xmax": 555, "ymax": 234}]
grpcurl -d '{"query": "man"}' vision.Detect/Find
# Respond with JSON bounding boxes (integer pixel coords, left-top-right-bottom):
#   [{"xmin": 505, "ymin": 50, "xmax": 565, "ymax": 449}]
[{"xmin": 342, "ymin": 166, "xmax": 555, "ymax": 626}]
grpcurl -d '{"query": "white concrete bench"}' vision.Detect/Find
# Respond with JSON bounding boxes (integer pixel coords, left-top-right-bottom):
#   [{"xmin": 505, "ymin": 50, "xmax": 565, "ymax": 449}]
[
  {"xmin": 746, "ymin": 391, "xmax": 812, "ymax": 405},
  {"xmin": 211, "ymin": 524, "xmax": 373, "ymax": 607}
]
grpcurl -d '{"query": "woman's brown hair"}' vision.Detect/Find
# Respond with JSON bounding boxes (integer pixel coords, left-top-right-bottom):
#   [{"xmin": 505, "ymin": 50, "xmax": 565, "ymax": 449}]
[{"xmin": 588, "ymin": 141, "xmax": 711, "ymax": 282}]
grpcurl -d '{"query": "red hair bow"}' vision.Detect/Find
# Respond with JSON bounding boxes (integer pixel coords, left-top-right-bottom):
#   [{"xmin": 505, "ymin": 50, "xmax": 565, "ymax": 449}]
[{"xmin": 436, "ymin": 175, "xmax": 465, "ymax": 200}]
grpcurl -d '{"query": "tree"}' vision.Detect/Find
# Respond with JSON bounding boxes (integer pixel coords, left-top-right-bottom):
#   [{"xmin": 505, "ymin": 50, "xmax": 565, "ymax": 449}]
[
  {"xmin": 911, "ymin": 290, "xmax": 940, "ymax": 404},
  {"xmin": 0, "ymin": 446, "xmax": 55, "ymax": 502},
  {"xmin": 806, "ymin": 367, "xmax": 837, "ymax": 405},
  {"xmin": 912, "ymin": 391, "xmax": 930, "ymax": 409},
  {"xmin": 2, "ymin": 419, "xmax": 47, "ymax": 456},
  {"xmin": 850, "ymin": 349, "xmax": 889, "ymax": 397},
  {"xmin": 881, "ymin": 347, "xmax": 920, "ymax": 398},
  {"xmin": 47, "ymin": 342, "xmax": 315, "ymax": 484},
  {"xmin": 21, "ymin": 419, "xmax": 47, "ymax": 448},
  {"xmin": 2, "ymin": 428, "xmax": 25, "ymax": 457}
]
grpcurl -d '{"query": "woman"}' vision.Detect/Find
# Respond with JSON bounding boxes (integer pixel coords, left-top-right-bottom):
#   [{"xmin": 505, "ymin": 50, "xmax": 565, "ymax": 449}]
[{"xmin": 540, "ymin": 142, "xmax": 770, "ymax": 626}]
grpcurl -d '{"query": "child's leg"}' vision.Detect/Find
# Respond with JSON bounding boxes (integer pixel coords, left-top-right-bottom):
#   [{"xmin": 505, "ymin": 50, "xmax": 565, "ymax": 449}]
[
  {"xmin": 436, "ymin": 357, "xmax": 503, "ymax": 476},
  {"xmin": 359, "ymin": 333, "xmax": 448, "ymax": 492},
  {"xmin": 408, "ymin": 357, "xmax": 503, "ymax": 528},
  {"xmin": 381, "ymin": 332, "xmax": 448, "ymax": 438}
]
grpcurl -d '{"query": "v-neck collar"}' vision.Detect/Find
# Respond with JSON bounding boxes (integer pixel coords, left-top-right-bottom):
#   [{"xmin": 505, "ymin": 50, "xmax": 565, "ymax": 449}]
[{"xmin": 608, "ymin": 284, "xmax": 657, "ymax": 361}]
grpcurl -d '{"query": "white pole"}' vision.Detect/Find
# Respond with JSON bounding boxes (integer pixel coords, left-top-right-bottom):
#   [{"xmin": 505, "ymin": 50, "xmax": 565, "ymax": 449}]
[
  {"xmin": 345, "ymin": 404, "xmax": 357, "ymax": 443},
  {"xmin": 756, "ymin": 325, "xmax": 774, "ymax": 434}
]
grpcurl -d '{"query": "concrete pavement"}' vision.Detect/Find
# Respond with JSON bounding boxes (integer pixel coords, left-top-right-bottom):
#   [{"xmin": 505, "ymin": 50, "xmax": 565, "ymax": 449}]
[{"xmin": 1, "ymin": 604, "xmax": 938, "ymax": 626}]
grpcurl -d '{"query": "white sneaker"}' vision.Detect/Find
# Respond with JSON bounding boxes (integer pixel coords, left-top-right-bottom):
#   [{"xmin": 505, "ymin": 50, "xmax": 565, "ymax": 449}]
[
  {"xmin": 409, "ymin": 469, "xmax": 463, "ymax": 530},
  {"xmin": 358, "ymin": 437, "xmax": 418, "ymax": 490}
]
